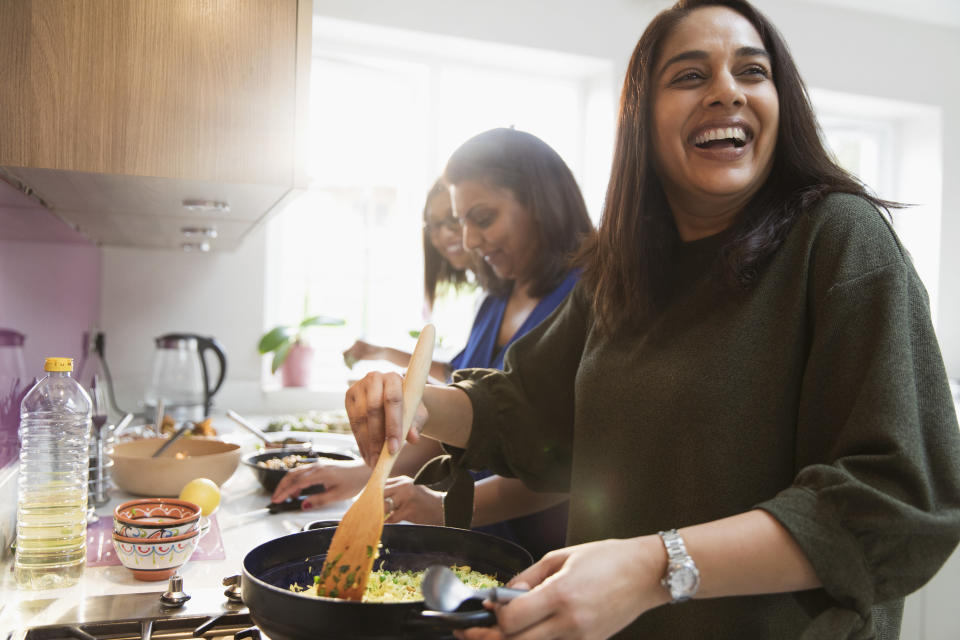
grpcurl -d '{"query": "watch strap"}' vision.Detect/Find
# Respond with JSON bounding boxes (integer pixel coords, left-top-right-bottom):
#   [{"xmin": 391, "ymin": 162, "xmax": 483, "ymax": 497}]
[{"xmin": 657, "ymin": 528, "xmax": 700, "ymax": 603}]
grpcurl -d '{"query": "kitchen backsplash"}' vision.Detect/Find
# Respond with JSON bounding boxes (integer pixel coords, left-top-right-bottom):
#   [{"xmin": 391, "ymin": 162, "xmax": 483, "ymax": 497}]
[{"xmin": 1, "ymin": 200, "xmax": 102, "ymax": 555}]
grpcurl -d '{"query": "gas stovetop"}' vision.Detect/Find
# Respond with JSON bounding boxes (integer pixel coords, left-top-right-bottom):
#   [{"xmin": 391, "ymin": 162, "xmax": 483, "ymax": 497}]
[
  {"xmin": 8, "ymin": 575, "xmax": 259, "ymax": 640},
  {"xmin": 8, "ymin": 574, "xmax": 458, "ymax": 640}
]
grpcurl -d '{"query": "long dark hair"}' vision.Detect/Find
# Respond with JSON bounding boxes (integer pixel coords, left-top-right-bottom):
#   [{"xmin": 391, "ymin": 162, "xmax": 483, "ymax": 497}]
[
  {"xmin": 444, "ymin": 128, "xmax": 594, "ymax": 298},
  {"xmin": 421, "ymin": 179, "xmax": 473, "ymax": 309},
  {"xmin": 576, "ymin": 0, "xmax": 897, "ymax": 333}
]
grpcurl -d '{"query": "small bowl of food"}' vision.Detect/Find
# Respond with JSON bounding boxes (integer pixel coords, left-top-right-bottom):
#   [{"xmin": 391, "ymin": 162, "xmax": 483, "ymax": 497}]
[
  {"xmin": 109, "ymin": 437, "xmax": 241, "ymax": 497},
  {"xmin": 241, "ymin": 448, "xmax": 358, "ymax": 492},
  {"xmin": 113, "ymin": 498, "xmax": 201, "ymax": 539},
  {"xmin": 112, "ymin": 527, "xmax": 201, "ymax": 581}
]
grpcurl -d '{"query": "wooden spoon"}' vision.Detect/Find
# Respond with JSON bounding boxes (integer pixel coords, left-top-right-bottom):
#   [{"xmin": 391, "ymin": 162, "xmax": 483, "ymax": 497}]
[{"xmin": 315, "ymin": 324, "xmax": 435, "ymax": 600}]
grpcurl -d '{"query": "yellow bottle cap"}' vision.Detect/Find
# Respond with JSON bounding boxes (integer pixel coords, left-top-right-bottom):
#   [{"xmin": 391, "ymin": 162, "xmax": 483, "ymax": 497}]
[{"xmin": 44, "ymin": 357, "xmax": 74, "ymax": 372}]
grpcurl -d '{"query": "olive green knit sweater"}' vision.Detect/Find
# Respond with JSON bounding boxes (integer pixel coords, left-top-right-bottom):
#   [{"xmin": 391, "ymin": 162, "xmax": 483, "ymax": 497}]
[{"xmin": 451, "ymin": 194, "xmax": 960, "ymax": 639}]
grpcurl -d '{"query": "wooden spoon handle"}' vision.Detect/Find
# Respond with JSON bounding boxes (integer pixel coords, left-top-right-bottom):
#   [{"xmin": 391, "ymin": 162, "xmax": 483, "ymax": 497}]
[
  {"xmin": 400, "ymin": 324, "xmax": 435, "ymax": 443},
  {"xmin": 371, "ymin": 324, "xmax": 435, "ymax": 480}
]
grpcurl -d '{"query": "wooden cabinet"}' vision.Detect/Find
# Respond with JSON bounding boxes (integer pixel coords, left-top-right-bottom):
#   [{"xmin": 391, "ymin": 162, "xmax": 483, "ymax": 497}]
[{"xmin": 0, "ymin": 0, "xmax": 312, "ymax": 251}]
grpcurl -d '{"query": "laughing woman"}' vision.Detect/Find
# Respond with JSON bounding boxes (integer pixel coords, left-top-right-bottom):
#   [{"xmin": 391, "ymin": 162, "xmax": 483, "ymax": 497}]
[{"xmin": 344, "ymin": 1, "xmax": 960, "ymax": 638}]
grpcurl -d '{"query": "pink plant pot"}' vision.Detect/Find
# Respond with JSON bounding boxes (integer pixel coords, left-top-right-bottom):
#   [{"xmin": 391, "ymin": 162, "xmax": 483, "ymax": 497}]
[{"xmin": 281, "ymin": 343, "xmax": 314, "ymax": 387}]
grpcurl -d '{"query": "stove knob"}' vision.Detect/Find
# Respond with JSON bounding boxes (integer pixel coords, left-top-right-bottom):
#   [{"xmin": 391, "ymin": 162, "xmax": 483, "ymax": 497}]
[
  {"xmin": 160, "ymin": 573, "xmax": 192, "ymax": 608},
  {"xmin": 223, "ymin": 574, "xmax": 244, "ymax": 603}
]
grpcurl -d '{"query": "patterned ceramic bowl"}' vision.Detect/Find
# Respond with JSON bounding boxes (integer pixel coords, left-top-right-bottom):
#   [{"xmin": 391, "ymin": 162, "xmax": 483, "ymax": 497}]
[
  {"xmin": 113, "ymin": 498, "xmax": 201, "ymax": 539},
  {"xmin": 111, "ymin": 528, "xmax": 201, "ymax": 581}
]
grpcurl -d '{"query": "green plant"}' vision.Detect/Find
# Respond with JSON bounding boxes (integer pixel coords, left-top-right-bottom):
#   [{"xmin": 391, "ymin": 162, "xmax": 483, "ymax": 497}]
[{"xmin": 258, "ymin": 314, "xmax": 345, "ymax": 373}]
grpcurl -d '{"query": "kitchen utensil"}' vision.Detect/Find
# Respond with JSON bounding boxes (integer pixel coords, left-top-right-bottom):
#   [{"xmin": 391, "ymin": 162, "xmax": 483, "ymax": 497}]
[
  {"xmin": 227, "ymin": 409, "xmax": 311, "ymax": 449},
  {"xmin": 242, "ymin": 448, "xmax": 357, "ymax": 492},
  {"xmin": 110, "ymin": 437, "xmax": 241, "ymax": 496},
  {"xmin": 315, "ymin": 324, "xmax": 434, "ymax": 600},
  {"xmin": 230, "ymin": 489, "xmax": 325, "ymax": 521},
  {"xmin": 113, "ymin": 412, "xmax": 135, "ymax": 437},
  {"xmin": 422, "ymin": 565, "xmax": 526, "ymax": 612},
  {"xmin": 242, "ymin": 523, "xmax": 533, "ymax": 639},
  {"xmin": 151, "ymin": 399, "xmax": 165, "ymax": 438},
  {"xmin": 152, "ymin": 422, "xmax": 195, "ymax": 457},
  {"xmin": 145, "ymin": 334, "xmax": 227, "ymax": 422},
  {"xmin": 226, "ymin": 409, "xmax": 272, "ymax": 444}
]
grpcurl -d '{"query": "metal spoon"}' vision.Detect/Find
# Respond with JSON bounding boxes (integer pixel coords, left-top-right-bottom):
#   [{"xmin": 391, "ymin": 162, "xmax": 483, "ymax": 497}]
[
  {"xmin": 226, "ymin": 409, "xmax": 273, "ymax": 445},
  {"xmin": 152, "ymin": 422, "xmax": 193, "ymax": 457},
  {"xmin": 421, "ymin": 565, "xmax": 527, "ymax": 612}
]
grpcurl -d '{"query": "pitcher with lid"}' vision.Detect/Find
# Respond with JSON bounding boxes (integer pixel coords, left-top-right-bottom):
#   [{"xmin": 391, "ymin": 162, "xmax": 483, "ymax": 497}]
[{"xmin": 144, "ymin": 334, "xmax": 227, "ymax": 423}]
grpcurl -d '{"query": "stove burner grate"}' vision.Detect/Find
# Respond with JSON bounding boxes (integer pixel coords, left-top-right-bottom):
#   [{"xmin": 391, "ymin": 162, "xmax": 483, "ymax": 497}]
[{"xmin": 20, "ymin": 612, "xmax": 255, "ymax": 640}]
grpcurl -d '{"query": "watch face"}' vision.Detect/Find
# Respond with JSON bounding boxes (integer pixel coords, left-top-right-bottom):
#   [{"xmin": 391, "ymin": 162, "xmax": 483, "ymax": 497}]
[
  {"xmin": 670, "ymin": 567, "xmax": 697, "ymax": 592},
  {"xmin": 667, "ymin": 562, "xmax": 700, "ymax": 599}
]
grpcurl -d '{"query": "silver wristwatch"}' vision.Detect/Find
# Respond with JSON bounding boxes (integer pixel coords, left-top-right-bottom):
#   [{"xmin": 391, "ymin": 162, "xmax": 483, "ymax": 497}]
[{"xmin": 657, "ymin": 529, "xmax": 700, "ymax": 603}]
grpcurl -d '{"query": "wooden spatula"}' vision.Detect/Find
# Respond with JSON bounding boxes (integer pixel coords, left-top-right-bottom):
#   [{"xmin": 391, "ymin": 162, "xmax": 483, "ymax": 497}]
[{"xmin": 315, "ymin": 324, "xmax": 436, "ymax": 600}]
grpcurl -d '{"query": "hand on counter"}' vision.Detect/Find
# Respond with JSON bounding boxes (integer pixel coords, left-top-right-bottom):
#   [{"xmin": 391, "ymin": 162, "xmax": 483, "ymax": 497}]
[
  {"xmin": 271, "ymin": 458, "xmax": 369, "ymax": 509},
  {"xmin": 383, "ymin": 476, "xmax": 443, "ymax": 525}
]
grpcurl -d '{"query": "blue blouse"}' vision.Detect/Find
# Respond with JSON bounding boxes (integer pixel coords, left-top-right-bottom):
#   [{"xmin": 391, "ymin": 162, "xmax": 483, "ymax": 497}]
[
  {"xmin": 448, "ymin": 270, "xmax": 578, "ymax": 560},
  {"xmin": 450, "ymin": 270, "xmax": 579, "ymax": 372}
]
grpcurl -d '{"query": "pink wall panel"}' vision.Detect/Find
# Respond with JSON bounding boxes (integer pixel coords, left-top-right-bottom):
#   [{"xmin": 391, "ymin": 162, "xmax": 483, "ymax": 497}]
[{"xmin": 0, "ymin": 210, "xmax": 101, "ymax": 468}]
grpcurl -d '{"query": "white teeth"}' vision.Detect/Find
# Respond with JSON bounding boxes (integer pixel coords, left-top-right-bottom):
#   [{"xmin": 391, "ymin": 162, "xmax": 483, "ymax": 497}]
[{"xmin": 694, "ymin": 127, "xmax": 747, "ymax": 146}]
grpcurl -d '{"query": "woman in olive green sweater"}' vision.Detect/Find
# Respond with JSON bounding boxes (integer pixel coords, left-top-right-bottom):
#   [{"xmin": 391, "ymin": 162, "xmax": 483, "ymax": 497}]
[{"xmin": 344, "ymin": 1, "xmax": 960, "ymax": 638}]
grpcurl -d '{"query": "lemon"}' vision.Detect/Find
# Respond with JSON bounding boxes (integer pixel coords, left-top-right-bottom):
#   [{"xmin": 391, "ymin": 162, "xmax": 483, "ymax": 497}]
[{"xmin": 179, "ymin": 477, "xmax": 221, "ymax": 516}]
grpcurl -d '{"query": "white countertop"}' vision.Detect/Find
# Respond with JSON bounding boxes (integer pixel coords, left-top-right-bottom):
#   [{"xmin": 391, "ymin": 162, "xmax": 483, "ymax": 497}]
[{"xmin": 0, "ymin": 416, "xmax": 361, "ymax": 632}]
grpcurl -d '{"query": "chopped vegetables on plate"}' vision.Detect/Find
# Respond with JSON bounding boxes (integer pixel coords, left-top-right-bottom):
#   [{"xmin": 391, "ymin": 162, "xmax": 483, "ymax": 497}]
[{"xmin": 265, "ymin": 410, "xmax": 351, "ymax": 435}]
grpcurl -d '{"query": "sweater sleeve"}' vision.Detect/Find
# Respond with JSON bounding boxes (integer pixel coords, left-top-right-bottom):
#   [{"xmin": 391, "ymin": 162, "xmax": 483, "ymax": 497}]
[
  {"xmin": 449, "ymin": 282, "xmax": 590, "ymax": 493},
  {"xmin": 756, "ymin": 197, "xmax": 960, "ymax": 626}
]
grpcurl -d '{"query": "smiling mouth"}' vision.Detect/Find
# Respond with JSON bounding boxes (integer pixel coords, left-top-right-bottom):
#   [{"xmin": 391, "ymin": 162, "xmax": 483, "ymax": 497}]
[{"xmin": 693, "ymin": 126, "xmax": 749, "ymax": 149}]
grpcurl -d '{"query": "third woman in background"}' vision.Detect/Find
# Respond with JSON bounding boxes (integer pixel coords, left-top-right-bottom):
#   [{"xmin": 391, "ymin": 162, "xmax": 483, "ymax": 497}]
[{"xmin": 342, "ymin": 178, "xmax": 478, "ymax": 383}]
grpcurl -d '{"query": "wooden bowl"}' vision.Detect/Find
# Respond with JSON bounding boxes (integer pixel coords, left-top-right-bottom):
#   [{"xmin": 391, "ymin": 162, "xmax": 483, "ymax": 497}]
[{"xmin": 109, "ymin": 437, "xmax": 241, "ymax": 497}]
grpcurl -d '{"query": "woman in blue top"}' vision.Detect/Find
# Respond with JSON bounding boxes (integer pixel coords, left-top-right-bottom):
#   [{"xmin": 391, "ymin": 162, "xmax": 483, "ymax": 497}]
[{"xmin": 275, "ymin": 128, "xmax": 593, "ymax": 559}]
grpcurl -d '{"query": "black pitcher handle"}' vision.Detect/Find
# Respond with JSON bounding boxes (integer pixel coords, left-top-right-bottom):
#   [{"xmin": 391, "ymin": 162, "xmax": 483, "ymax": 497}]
[{"xmin": 196, "ymin": 336, "xmax": 227, "ymax": 412}]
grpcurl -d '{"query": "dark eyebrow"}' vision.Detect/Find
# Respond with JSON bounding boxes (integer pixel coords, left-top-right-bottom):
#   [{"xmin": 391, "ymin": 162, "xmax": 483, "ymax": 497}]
[{"xmin": 658, "ymin": 46, "xmax": 770, "ymax": 76}]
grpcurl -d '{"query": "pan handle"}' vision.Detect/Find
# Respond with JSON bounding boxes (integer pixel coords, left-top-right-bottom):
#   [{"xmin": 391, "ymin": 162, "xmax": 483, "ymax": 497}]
[{"xmin": 407, "ymin": 608, "xmax": 497, "ymax": 630}]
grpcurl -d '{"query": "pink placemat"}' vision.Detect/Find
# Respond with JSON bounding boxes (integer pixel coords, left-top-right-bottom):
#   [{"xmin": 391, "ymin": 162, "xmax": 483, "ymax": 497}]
[{"xmin": 85, "ymin": 514, "xmax": 225, "ymax": 567}]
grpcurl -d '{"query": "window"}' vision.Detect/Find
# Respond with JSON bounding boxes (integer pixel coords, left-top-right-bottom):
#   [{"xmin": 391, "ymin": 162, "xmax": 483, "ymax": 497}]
[
  {"xmin": 263, "ymin": 19, "xmax": 613, "ymax": 389},
  {"xmin": 813, "ymin": 88, "xmax": 943, "ymax": 324}
]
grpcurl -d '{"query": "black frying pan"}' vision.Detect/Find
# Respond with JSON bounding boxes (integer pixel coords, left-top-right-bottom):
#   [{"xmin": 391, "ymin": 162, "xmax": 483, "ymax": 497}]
[{"xmin": 242, "ymin": 523, "xmax": 533, "ymax": 640}]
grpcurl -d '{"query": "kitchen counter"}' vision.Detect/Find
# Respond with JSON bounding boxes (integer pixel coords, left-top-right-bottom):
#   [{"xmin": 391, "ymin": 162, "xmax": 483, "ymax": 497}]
[{"xmin": 0, "ymin": 416, "xmax": 360, "ymax": 633}]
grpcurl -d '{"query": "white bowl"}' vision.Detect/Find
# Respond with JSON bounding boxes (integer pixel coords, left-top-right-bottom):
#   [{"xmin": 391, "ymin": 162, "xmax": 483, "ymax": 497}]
[{"xmin": 111, "ymin": 528, "xmax": 200, "ymax": 581}]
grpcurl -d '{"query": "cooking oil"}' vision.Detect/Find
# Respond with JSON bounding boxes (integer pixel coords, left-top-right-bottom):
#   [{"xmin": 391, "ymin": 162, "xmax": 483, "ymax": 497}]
[{"xmin": 14, "ymin": 357, "xmax": 91, "ymax": 589}]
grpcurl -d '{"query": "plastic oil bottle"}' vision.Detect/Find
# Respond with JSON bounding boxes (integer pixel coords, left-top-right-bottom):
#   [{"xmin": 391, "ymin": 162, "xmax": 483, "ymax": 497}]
[{"xmin": 14, "ymin": 357, "xmax": 92, "ymax": 589}]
